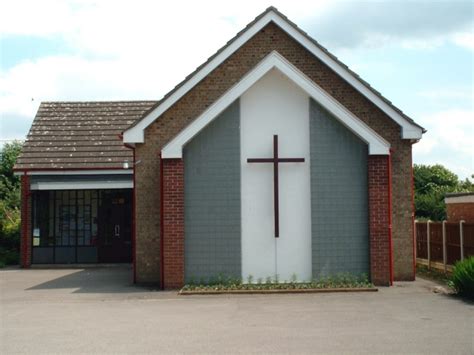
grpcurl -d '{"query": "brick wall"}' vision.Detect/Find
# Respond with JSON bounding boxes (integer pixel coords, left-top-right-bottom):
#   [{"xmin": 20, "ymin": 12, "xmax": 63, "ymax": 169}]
[
  {"xmin": 134, "ymin": 148, "xmax": 160, "ymax": 283},
  {"xmin": 20, "ymin": 175, "xmax": 31, "ymax": 268},
  {"xmin": 447, "ymin": 203, "xmax": 474, "ymax": 223},
  {"xmin": 134, "ymin": 22, "xmax": 415, "ymax": 283},
  {"xmin": 368, "ymin": 156, "xmax": 391, "ymax": 286},
  {"xmin": 162, "ymin": 159, "xmax": 185, "ymax": 289}
]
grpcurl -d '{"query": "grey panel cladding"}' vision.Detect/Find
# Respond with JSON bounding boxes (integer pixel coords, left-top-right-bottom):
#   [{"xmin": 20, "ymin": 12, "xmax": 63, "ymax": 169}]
[
  {"xmin": 309, "ymin": 98, "xmax": 369, "ymax": 278},
  {"xmin": 183, "ymin": 99, "xmax": 241, "ymax": 282}
]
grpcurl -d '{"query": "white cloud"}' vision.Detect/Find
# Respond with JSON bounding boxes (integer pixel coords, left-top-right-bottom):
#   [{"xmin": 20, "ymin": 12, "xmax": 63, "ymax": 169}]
[
  {"xmin": 305, "ymin": 1, "xmax": 473, "ymax": 50},
  {"xmin": 414, "ymin": 109, "xmax": 474, "ymax": 179},
  {"xmin": 453, "ymin": 31, "xmax": 474, "ymax": 51},
  {"xmin": 417, "ymin": 87, "xmax": 473, "ymax": 101},
  {"xmin": 414, "ymin": 135, "xmax": 437, "ymax": 155},
  {"xmin": 0, "ymin": 0, "xmax": 76, "ymax": 37},
  {"xmin": 0, "ymin": 0, "xmax": 332, "ymax": 140}
]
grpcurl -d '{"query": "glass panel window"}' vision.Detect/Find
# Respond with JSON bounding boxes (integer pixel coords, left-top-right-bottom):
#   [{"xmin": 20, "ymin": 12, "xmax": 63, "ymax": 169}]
[
  {"xmin": 91, "ymin": 195, "xmax": 98, "ymax": 245},
  {"xmin": 32, "ymin": 188, "xmax": 129, "ymax": 264},
  {"xmin": 32, "ymin": 191, "xmax": 52, "ymax": 246},
  {"xmin": 33, "ymin": 190, "xmax": 101, "ymax": 248},
  {"xmin": 85, "ymin": 190, "xmax": 91, "ymax": 205}
]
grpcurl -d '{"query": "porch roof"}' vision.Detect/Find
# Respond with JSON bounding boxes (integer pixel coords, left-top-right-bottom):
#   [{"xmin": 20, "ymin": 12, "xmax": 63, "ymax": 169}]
[{"xmin": 14, "ymin": 101, "xmax": 157, "ymax": 171}]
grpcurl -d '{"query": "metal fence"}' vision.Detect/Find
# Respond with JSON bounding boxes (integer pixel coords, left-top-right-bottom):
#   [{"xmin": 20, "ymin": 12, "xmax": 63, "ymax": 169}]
[{"xmin": 416, "ymin": 220, "xmax": 474, "ymax": 272}]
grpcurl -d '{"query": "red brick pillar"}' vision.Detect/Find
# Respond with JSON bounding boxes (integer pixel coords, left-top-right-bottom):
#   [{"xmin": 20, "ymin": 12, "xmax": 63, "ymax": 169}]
[
  {"xmin": 162, "ymin": 159, "xmax": 185, "ymax": 289},
  {"xmin": 20, "ymin": 174, "xmax": 31, "ymax": 268},
  {"xmin": 368, "ymin": 155, "xmax": 392, "ymax": 286}
]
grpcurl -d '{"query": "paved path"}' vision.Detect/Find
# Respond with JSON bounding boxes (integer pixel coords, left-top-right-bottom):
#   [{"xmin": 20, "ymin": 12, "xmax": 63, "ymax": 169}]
[{"xmin": 1, "ymin": 266, "xmax": 473, "ymax": 354}]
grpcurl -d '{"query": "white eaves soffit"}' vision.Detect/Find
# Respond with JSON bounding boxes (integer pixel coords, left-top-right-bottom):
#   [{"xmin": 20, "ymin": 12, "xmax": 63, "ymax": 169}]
[
  {"xmin": 162, "ymin": 51, "xmax": 390, "ymax": 158},
  {"xmin": 123, "ymin": 9, "xmax": 422, "ymax": 143}
]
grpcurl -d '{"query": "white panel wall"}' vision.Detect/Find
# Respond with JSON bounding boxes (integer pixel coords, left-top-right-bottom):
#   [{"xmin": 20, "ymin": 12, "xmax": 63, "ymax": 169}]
[{"xmin": 241, "ymin": 68, "xmax": 312, "ymax": 282}]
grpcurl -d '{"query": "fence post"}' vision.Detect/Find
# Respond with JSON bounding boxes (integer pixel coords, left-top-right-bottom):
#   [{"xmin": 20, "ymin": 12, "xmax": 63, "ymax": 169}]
[
  {"xmin": 414, "ymin": 219, "xmax": 418, "ymax": 261},
  {"xmin": 459, "ymin": 220, "xmax": 465, "ymax": 261},
  {"xmin": 442, "ymin": 220, "xmax": 447, "ymax": 273},
  {"xmin": 427, "ymin": 220, "xmax": 431, "ymax": 269}
]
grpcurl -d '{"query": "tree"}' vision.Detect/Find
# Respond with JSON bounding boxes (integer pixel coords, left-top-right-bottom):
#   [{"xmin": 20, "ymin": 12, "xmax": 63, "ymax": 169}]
[
  {"xmin": 0, "ymin": 141, "xmax": 22, "ymax": 206},
  {"xmin": 414, "ymin": 164, "xmax": 474, "ymax": 221},
  {"xmin": 0, "ymin": 141, "xmax": 23, "ymax": 266}
]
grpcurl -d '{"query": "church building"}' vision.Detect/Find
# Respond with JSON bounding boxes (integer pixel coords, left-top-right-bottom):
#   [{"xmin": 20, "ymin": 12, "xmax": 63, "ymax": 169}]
[{"xmin": 15, "ymin": 7, "xmax": 424, "ymax": 287}]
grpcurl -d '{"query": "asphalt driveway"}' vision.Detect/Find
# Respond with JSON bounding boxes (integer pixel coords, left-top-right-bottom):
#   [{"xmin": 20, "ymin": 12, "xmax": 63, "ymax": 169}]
[{"xmin": 1, "ymin": 266, "xmax": 472, "ymax": 354}]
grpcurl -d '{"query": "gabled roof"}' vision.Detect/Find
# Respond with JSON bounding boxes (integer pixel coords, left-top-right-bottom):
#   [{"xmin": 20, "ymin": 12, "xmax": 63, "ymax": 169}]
[
  {"xmin": 162, "ymin": 52, "xmax": 390, "ymax": 157},
  {"xmin": 14, "ymin": 101, "xmax": 157, "ymax": 171},
  {"xmin": 123, "ymin": 6, "xmax": 424, "ymax": 143}
]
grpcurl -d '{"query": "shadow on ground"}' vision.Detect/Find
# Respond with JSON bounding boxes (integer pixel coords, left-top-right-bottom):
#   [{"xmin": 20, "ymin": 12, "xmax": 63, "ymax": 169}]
[
  {"xmin": 449, "ymin": 293, "xmax": 474, "ymax": 305},
  {"xmin": 26, "ymin": 265, "xmax": 158, "ymax": 293}
]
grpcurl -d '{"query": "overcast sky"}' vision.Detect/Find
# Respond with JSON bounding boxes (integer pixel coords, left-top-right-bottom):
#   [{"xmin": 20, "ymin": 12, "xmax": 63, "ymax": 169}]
[{"xmin": 0, "ymin": 0, "xmax": 472, "ymax": 179}]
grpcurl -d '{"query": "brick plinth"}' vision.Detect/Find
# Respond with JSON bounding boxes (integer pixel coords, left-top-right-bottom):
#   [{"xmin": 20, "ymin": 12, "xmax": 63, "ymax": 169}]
[
  {"xmin": 162, "ymin": 159, "xmax": 185, "ymax": 289},
  {"xmin": 368, "ymin": 156, "xmax": 392, "ymax": 286},
  {"xmin": 20, "ymin": 175, "xmax": 31, "ymax": 268}
]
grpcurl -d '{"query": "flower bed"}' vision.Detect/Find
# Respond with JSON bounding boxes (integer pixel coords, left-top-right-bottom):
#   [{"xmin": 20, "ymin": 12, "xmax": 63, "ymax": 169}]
[{"xmin": 180, "ymin": 274, "xmax": 376, "ymax": 295}]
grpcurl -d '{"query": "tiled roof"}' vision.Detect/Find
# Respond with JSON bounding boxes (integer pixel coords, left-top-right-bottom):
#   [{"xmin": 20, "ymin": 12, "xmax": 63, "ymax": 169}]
[{"xmin": 14, "ymin": 101, "xmax": 157, "ymax": 170}]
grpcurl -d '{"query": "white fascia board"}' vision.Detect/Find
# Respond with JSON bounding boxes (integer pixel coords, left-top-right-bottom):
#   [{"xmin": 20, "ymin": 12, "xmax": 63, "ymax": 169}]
[
  {"xmin": 14, "ymin": 169, "xmax": 133, "ymax": 176},
  {"xmin": 30, "ymin": 181, "xmax": 133, "ymax": 190},
  {"xmin": 123, "ymin": 9, "xmax": 421, "ymax": 144},
  {"xmin": 162, "ymin": 52, "xmax": 390, "ymax": 158}
]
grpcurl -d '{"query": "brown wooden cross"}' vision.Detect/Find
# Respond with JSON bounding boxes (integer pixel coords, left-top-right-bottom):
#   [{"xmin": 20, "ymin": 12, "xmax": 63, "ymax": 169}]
[{"xmin": 247, "ymin": 135, "xmax": 305, "ymax": 238}]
